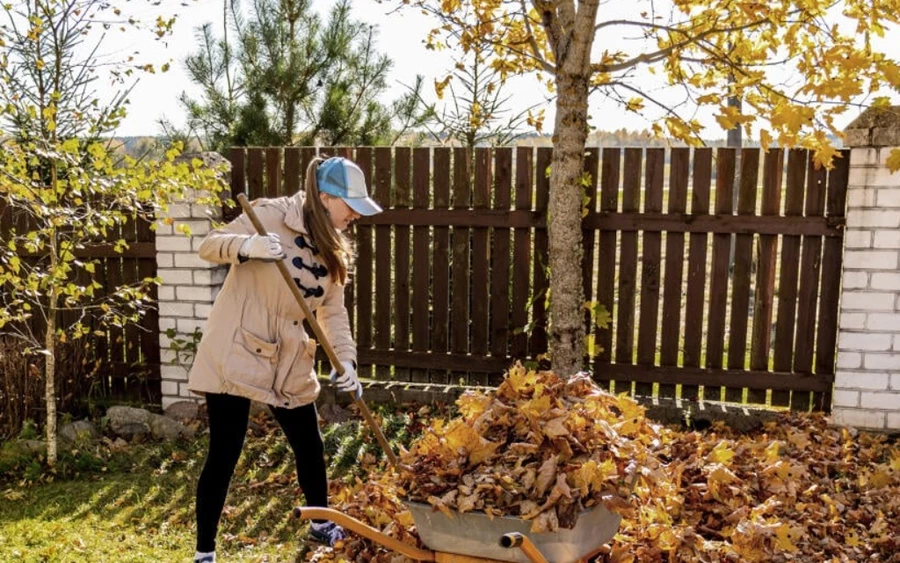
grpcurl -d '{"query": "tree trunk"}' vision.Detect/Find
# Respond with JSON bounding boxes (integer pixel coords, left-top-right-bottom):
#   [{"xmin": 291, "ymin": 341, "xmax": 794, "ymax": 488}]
[
  {"xmin": 542, "ymin": 0, "xmax": 598, "ymax": 377},
  {"xmin": 45, "ymin": 232, "xmax": 59, "ymax": 466},
  {"xmin": 548, "ymin": 71, "xmax": 591, "ymax": 377}
]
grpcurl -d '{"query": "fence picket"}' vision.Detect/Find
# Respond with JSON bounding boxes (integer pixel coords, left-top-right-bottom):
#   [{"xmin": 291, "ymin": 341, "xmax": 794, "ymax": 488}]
[
  {"xmin": 412, "ymin": 148, "xmax": 431, "ymax": 383},
  {"xmin": 726, "ymin": 149, "xmax": 760, "ymax": 401},
  {"xmin": 451, "ymin": 148, "xmax": 471, "ymax": 381},
  {"xmin": 660, "ymin": 147, "xmax": 689, "ymax": 398},
  {"xmin": 283, "ymin": 148, "xmax": 301, "ymax": 195},
  {"xmin": 594, "ymin": 148, "xmax": 619, "ymax": 385},
  {"xmin": 615, "ymin": 149, "xmax": 642, "ymax": 369},
  {"xmin": 530, "ymin": 148, "xmax": 552, "ymax": 360},
  {"xmin": 793, "ymin": 154, "xmax": 827, "ymax": 411},
  {"xmin": 247, "ymin": 148, "xmax": 264, "ymax": 200},
  {"xmin": 682, "ymin": 148, "xmax": 712, "ymax": 401},
  {"xmin": 772, "ymin": 149, "xmax": 806, "ymax": 407},
  {"xmin": 815, "ymin": 150, "xmax": 850, "ymax": 410},
  {"xmin": 582, "ymin": 149, "xmax": 599, "ymax": 367},
  {"xmin": 749, "ymin": 149, "xmax": 784, "ymax": 404},
  {"xmin": 228, "ymin": 148, "xmax": 246, "ymax": 221},
  {"xmin": 373, "ymin": 148, "xmax": 393, "ymax": 380},
  {"xmin": 265, "ymin": 148, "xmax": 281, "ymax": 198},
  {"xmin": 393, "ymin": 147, "xmax": 411, "ymax": 382},
  {"xmin": 510, "ymin": 148, "xmax": 533, "ymax": 361},
  {"xmin": 335, "ymin": 148, "xmax": 355, "ymax": 336},
  {"xmin": 470, "ymin": 149, "xmax": 492, "ymax": 385},
  {"xmin": 490, "ymin": 148, "xmax": 513, "ymax": 383},
  {"xmin": 432, "ymin": 149, "xmax": 452, "ymax": 382},
  {"xmin": 354, "ymin": 148, "xmax": 374, "ymax": 359},
  {"xmin": 707, "ymin": 148, "xmax": 736, "ymax": 382},
  {"xmin": 636, "ymin": 148, "xmax": 664, "ymax": 397}
]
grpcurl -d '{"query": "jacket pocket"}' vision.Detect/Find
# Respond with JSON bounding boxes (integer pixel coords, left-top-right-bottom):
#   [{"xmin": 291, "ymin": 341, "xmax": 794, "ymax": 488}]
[
  {"xmin": 280, "ymin": 338, "xmax": 317, "ymax": 397},
  {"xmin": 225, "ymin": 327, "xmax": 281, "ymax": 389}
]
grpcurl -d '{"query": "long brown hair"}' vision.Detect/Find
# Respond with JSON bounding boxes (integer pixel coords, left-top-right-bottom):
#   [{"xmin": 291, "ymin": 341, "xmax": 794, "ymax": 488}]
[{"xmin": 302, "ymin": 157, "xmax": 354, "ymax": 285}]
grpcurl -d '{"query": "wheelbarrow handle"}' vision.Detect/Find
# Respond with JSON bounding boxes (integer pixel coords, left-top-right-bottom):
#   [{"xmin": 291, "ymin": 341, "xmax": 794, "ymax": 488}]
[
  {"xmin": 500, "ymin": 533, "xmax": 549, "ymax": 563},
  {"xmin": 236, "ymin": 193, "xmax": 399, "ymax": 471},
  {"xmin": 294, "ymin": 506, "xmax": 435, "ymax": 561}
]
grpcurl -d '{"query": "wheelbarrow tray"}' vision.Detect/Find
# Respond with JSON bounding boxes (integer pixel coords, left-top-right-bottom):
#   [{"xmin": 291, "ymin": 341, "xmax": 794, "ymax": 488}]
[{"xmin": 406, "ymin": 501, "xmax": 621, "ymax": 563}]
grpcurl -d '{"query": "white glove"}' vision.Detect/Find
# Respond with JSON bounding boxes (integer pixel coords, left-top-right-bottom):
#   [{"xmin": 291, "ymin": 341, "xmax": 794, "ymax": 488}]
[
  {"xmin": 329, "ymin": 360, "xmax": 362, "ymax": 399},
  {"xmin": 239, "ymin": 233, "xmax": 285, "ymax": 261}
]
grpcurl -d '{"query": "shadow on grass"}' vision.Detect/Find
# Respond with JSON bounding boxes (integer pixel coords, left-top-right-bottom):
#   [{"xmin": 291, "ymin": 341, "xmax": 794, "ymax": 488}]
[
  {"xmin": 0, "ymin": 405, "xmax": 421, "ymax": 562},
  {"xmin": 0, "ymin": 431, "xmax": 313, "ymax": 562}
]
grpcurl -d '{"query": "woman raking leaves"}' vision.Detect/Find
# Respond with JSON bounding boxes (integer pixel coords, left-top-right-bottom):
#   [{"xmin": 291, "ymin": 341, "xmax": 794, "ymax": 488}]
[{"xmin": 186, "ymin": 157, "xmax": 382, "ymax": 563}]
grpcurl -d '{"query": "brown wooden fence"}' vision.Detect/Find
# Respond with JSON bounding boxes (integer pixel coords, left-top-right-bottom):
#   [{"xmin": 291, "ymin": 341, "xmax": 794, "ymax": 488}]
[
  {"xmin": 229, "ymin": 145, "xmax": 848, "ymax": 411},
  {"xmin": 0, "ymin": 200, "xmax": 160, "ymax": 410}
]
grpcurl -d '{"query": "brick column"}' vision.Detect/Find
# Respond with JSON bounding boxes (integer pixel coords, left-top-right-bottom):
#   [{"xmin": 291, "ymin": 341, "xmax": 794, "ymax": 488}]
[
  {"xmin": 835, "ymin": 106, "xmax": 900, "ymax": 431},
  {"xmin": 157, "ymin": 152, "xmax": 230, "ymax": 409}
]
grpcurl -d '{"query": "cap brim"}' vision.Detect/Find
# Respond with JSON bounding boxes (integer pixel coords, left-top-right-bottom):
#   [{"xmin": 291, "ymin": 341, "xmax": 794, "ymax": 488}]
[{"xmin": 344, "ymin": 196, "xmax": 383, "ymax": 216}]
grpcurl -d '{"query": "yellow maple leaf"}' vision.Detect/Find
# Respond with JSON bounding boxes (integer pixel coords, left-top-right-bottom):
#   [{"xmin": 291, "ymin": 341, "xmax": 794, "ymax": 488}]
[
  {"xmin": 759, "ymin": 129, "xmax": 774, "ymax": 151},
  {"xmin": 625, "ymin": 97, "xmax": 645, "ymax": 112},
  {"xmin": 444, "ymin": 420, "xmax": 500, "ymax": 466},
  {"xmin": 433, "ymin": 75, "xmax": 452, "ymax": 100},
  {"xmin": 504, "ymin": 362, "xmax": 535, "ymax": 392},
  {"xmin": 890, "ymin": 451, "xmax": 900, "ymax": 472},
  {"xmin": 615, "ymin": 395, "xmax": 645, "ymax": 421},
  {"xmin": 456, "ymin": 391, "xmax": 490, "ymax": 420},
  {"xmin": 775, "ymin": 524, "xmax": 801, "ymax": 552},
  {"xmin": 571, "ymin": 458, "xmax": 617, "ymax": 496},
  {"xmin": 771, "ymin": 104, "xmax": 814, "ymax": 132},
  {"xmin": 864, "ymin": 468, "xmax": 891, "ymax": 489},
  {"xmin": 715, "ymin": 105, "xmax": 753, "ymax": 131},
  {"xmin": 708, "ymin": 441, "xmax": 735, "ymax": 466},
  {"xmin": 521, "ymin": 394, "xmax": 552, "ymax": 419}
]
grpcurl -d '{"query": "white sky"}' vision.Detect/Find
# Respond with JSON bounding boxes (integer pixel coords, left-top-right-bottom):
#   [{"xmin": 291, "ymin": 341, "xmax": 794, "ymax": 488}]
[{"xmin": 104, "ymin": 0, "xmax": 900, "ymax": 139}]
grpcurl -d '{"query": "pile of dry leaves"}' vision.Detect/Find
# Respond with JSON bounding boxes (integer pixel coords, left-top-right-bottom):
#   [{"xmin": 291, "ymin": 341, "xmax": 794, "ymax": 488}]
[
  {"xmin": 395, "ymin": 364, "xmax": 660, "ymax": 532},
  {"xmin": 305, "ymin": 366, "xmax": 900, "ymax": 563},
  {"xmin": 616, "ymin": 413, "xmax": 899, "ymax": 562}
]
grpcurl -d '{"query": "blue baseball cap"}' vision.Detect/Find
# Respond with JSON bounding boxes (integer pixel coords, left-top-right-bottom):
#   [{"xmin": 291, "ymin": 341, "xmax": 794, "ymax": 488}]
[{"xmin": 316, "ymin": 157, "xmax": 383, "ymax": 216}]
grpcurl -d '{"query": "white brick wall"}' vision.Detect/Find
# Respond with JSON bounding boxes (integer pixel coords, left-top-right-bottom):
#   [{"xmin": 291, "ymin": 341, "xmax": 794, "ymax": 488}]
[
  {"xmin": 156, "ymin": 195, "xmax": 227, "ymax": 408},
  {"xmin": 835, "ymin": 144, "xmax": 900, "ymax": 431}
]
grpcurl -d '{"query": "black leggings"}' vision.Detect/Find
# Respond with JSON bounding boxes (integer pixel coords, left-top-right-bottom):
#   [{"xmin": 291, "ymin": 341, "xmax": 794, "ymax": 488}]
[{"xmin": 195, "ymin": 393, "xmax": 327, "ymax": 552}]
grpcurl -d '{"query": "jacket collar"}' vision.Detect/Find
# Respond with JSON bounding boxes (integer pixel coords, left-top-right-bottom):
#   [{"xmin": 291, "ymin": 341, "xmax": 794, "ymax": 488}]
[{"xmin": 283, "ymin": 191, "xmax": 308, "ymax": 234}]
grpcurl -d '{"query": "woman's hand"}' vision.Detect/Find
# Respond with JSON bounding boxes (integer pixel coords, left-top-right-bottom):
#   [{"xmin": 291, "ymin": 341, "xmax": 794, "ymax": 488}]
[
  {"xmin": 239, "ymin": 233, "xmax": 285, "ymax": 261},
  {"xmin": 329, "ymin": 360, "xmax": 362, "ymax": 399}
]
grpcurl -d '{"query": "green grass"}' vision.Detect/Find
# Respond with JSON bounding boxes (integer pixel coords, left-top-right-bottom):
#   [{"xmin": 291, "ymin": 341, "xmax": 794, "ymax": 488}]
[
  {"xmin": 0, "ymin": 404, "xmax": 428, "ymax": 563},
  {"xmin": 0, "ymin": 437, "xmax": 301, "ymax": 562}
]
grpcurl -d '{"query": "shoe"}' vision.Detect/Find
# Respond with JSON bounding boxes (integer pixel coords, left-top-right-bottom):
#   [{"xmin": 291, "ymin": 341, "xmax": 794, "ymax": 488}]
[
  {"xmin": 194, "ymin": 556, "xmax": 215, "ymax": 563},
  {"xmin": 309, "ymin": 521, "xmax": 347, "ymax": 546}
]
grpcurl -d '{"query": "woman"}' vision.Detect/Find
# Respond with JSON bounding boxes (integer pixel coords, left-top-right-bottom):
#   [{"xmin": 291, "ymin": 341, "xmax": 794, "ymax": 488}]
[{"xmin": 187, "ymin": 156, "xmax": 382, "ymax": 563}]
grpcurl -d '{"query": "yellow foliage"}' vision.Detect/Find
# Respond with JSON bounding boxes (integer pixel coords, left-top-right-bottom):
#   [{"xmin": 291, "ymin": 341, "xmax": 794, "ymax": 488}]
[
  {"xmin": 708, "ymin": 441, "xmax": 735, "ymax": 466},
  {"xmin": 625, "ymin": 97, "xmax": 645, "ymax": 112},
  {"xmin": 886, "ymin": 149, "xmax": 900, "ymax": 174}
]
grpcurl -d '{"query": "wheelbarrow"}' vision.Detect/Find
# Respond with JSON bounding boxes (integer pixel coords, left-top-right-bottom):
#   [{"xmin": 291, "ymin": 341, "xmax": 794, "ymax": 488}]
[{"xmin": 294, "ymin": 500, "xmax": 621, "ymax": 563}]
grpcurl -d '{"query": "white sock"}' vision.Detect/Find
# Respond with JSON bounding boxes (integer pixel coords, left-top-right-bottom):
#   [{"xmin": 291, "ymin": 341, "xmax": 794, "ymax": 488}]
[
  {"xmin": 194, "ymin": 551, "xmax": 215, "ymax": 563},
  {"xmin": 311, "ymin": 521, "xmax": 330, "ymax": 530}
]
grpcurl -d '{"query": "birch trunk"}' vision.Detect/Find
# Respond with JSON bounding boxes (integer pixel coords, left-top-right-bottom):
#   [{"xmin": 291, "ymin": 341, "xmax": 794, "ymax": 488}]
[{"xmin": 45, "ymin": 232, "xmax": 59, "ymax": 466}]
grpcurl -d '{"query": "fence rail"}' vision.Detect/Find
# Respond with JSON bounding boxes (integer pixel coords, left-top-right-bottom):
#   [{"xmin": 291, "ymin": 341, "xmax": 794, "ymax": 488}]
[{"xmin": 229, "ymin": 145, "xmax": 848, "ymax": 411}]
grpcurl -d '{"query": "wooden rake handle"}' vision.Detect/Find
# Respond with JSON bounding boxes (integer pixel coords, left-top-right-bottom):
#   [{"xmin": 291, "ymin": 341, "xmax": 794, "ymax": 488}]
[{"xmin": 236, "ymin": 193, "xmax": 399, "ymax": 470}]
